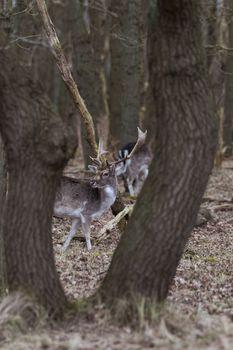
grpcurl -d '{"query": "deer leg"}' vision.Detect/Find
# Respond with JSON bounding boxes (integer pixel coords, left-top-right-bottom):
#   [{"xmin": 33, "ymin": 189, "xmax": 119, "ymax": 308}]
[
  {"xmin": 62, "ymin": 218, "xmax": 80, "ymax": 252},
  {"xmin": 81, "ymin": 217, "xmax": 92, "ymax": 250},
  {"xmin": 134, "ymin": 168, "xmax": 149, "ymax": 195},
  {"xmin": 127, "ymin": 178, "xmax": 135, "ymax": 196},
  {"xmin": 122, "ymin": 174, "xmax": 129, "ymax": 193},
  {"xmin": 139, "ymin": 167, "xmax": 148, "ymax": 181}
]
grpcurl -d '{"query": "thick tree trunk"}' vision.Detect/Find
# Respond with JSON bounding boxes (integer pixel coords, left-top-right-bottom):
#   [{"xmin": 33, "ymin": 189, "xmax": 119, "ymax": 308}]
[
  {"xmin": 108, "ymin": 0, "xmax": 145, "ymax": 147},
  {"xmin": 99, "ymin": 0, "xmax": 217, "ymax": 304},
  {"xmin": 0, "ymin": 51, "xmax": 77, "ymax": 314}
]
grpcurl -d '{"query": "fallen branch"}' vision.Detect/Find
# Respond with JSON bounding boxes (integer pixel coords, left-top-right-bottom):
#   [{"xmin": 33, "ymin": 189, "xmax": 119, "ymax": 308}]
[
  {"xmin": 96, "ymin": 205, "xmax": 133, "ymax": 242},
  {"xmin": 211, "ymin": 204, "xmax": 233, "ymax": 212},
  {"xmin": 203, "ymin": 196, "xmax": 233, "ymax": 203},
  {"xmin": 35, "ymin": 0, "xmax": 97, "ymax": 156}
]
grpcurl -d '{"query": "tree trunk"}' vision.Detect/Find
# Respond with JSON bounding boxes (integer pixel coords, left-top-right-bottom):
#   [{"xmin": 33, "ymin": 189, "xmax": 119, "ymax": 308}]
[
  {"xmin": 202, "ymin": 0, "xmax": 227, "ymax": 165},
  {"xmin": 47, "ymin": 0, "xmax": 74, "ymax": 117},
  {"xmin": 0, "ymin": 1, "xmax": 11, "ymax": 298},
  {"xmin": 69, "ymin": 0, "xmax": 107, "ymax": 166},
  {"xmin": 145, "ymin": 0, "xmax": 157, "ymax": 147},
  {"xmin": 0, "ymin": 51, "xmax": 77, "ymax": 314},
  {"xmin": 108, "ymin": 0, "xmax": 145, "ymax": 147},
  {"xmin": 99, "ymin": 0, "xmax": 217, "ymax": 305},
  {"xmin": 223, "ymin": 0, "xmax": 233, "ymax": 156},
  {"xmin": 0, "ymin": 136, "xmax": 7, "ymax": 296},
  {"xmin": 89, "ymin": 0, "xmax": 109, "ymax": 149}
]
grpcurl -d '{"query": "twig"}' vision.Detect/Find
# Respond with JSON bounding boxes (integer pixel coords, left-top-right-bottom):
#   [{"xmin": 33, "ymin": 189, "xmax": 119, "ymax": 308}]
[
  {"xmin": 211, "ymin": 204, "xmax": 233, "ymax": 212},
  {"xmin": 96, "ymin": 205, "xmax": 133, "ymax": 242},
  {"xmin": 203, "ymin": 196, "xmax": 233, "ymax": 203}
]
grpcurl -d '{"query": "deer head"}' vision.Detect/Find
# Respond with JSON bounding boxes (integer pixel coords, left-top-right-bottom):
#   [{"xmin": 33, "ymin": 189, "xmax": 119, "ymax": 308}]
[{"xmin": 89, "ymin": 127, "xmax": 147, "ymax": 172}]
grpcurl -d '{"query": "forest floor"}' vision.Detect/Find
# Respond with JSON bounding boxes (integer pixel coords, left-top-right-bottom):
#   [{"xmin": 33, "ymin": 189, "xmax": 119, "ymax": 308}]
[{"xmin": 1, "ymin": 160, "xmax": 233, "ymax": 350}]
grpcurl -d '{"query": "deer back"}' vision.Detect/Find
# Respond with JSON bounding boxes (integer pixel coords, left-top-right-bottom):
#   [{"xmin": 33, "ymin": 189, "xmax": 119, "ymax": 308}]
[{"xmin": 54, "ymin": 165, "xmax": 117, "ymax": 220}]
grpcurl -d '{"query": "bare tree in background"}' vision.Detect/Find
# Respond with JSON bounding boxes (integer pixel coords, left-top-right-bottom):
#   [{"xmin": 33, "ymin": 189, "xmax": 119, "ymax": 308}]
[
  {"xmin": 69, "ymin": 0, "xmax": 108, "ymax": 166},
  {"xmin": 223, "ymin": 0, "xmax": 233, "ymax": 156},
  {"xmin": 0, "ymin": 0, "xmax": 12, "ymax": 298},
  {"xmin": 0, "ymin": 136, "xmax": 6, "ymax": 297},
  {"xmin": 108, "ymin": 0, "xmax": 147, "ymax": 147},
  {"xmin": 145, "ymin": 0, "xmax": 157, "ymax": 147},
  {"xmin": 202, "ymin": 0, "xmax": 233, "ymax": 159}
]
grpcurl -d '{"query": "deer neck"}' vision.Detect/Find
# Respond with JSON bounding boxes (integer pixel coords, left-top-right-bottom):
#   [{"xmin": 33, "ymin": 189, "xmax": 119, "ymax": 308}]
[{"xmin": 92, "ymin": 182, "xmax": 117, "ymax": 219}]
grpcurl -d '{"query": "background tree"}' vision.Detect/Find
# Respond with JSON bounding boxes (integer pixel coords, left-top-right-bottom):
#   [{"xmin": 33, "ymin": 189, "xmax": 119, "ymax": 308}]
[
  {"xmin": 108, "ymin": 0, "xmax": 147, "ymax": 147},
  {"xmin": 202, "ymin": 0, "xmax": 233, "ymax": 159},
  {"xmin": 144, "ymin": 0, "xmax": 157, "ymax": 146},
  {"xmin": 68, "ymin": 0, "xmax": 108, "ymax": 166},
  {"xmin": 0, "ymin": 0, "xmax": 12, "ymax": 298},
  {"xmin": 0, "ymin": 136, "xmax": 6, "ymax": 297},
  {"xmin": 99, "ymin": 0, "xmax": 217, "ymax": 308},
  {"xmin": 223, "ymin": 0, "xmax": 233, "ymax": 156}
]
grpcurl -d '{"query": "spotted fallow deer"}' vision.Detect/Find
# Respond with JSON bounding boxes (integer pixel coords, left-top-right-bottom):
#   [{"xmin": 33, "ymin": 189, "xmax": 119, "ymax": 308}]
[
  {"xmin": 54, "ymin": 128, "xmax": 147, "ymax": 250},
  {"xmin": 116, "ymin": 140, "xmax": 151, "ymax": 196}
]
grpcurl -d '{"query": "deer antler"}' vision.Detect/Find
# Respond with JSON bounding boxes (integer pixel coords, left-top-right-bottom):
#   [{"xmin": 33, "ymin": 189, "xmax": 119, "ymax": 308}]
[
  {"xmin": 90, "ymin": 139, "xmax": 108, "ymax": 167},
  {"xmin": 111, "ymin": 127, "xmax": 147, "ymax": 166}
]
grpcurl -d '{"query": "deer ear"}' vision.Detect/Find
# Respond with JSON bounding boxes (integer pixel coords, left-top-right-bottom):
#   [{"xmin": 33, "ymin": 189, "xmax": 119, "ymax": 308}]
[{"xmin": 88, "ymin": 165, "xmax": 98, "ymax": 173}]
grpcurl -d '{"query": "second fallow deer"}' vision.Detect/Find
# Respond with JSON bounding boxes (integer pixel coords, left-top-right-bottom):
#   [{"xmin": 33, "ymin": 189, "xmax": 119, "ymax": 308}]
[
  {"xmin": 116, "ymin": 141, "xmax": 151, "ymax": 196},
  {"xmin": 54, "ymin": 127, "xmax": 147, "ymax": 251}
]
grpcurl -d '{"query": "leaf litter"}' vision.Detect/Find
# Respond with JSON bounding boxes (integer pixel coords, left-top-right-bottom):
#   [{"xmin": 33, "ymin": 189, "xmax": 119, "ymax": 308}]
[{"xmin": 1, "ymin": 160, "xmax": 233, "ymax": 349}]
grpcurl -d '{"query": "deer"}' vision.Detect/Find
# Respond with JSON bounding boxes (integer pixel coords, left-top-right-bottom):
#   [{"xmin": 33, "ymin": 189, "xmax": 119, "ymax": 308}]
[
  {"xmin": 54, "ymin": 127, "xmax": 147, "ymax": 251},
  {"xmin": 116, "ymin": 140, "xmax": 151, "ymax": 196}
]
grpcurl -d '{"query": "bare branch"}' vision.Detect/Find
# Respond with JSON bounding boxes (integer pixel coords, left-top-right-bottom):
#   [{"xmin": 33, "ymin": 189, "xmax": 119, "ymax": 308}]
[
  {"xmin": 96, "ymin": 205, "xmax": 133, "ymax": 242},
  {"xmin": 35, "ymin": 0, "xmax": 98, "ymax": 156},
  {"xmin": 205, "ymin": 44, "xmax": 233, "ymax": 52}
]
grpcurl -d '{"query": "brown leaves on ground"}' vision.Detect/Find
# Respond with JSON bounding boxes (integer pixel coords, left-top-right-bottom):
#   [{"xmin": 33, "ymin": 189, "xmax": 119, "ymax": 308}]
[{"xmin": 1, "ymin": 160, "xmax": 233, "ymax": 349}]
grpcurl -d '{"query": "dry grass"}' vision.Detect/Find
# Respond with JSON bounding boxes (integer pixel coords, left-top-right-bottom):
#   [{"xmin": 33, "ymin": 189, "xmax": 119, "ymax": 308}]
[{"xmin": 0, "ymin": 292, "xmax": 47, "ymax": 344}]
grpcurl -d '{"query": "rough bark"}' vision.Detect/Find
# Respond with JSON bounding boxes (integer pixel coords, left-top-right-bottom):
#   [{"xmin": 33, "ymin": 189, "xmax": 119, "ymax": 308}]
[
  {"xmin": 99, "ymin": 0, "xmax": 217, "ymax": 303},
  {"xmin": 108, "ymin": 0, "xmax": 145, "ymax": 147},
  {"xmin": 0, "ymin": 51, "xmax": 77, "ymax": 314}
]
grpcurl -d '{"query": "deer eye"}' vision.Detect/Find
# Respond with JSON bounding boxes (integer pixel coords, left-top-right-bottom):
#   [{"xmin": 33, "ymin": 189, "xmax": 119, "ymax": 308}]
[{"xmin": 102, "ymin": 171, "xmax": 109, "ymax": 177}]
